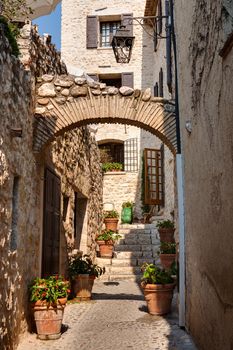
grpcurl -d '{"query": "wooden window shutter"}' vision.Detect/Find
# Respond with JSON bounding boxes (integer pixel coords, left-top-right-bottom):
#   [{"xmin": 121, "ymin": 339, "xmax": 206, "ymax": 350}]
[
  {"xmin": 165, "ymin": 1, "xmax": 172, "ymax": 92},
  {"xmin": 159, "ymin": 68, "xmax": 164, "ymax": 97},
  {"xmin": 124, "ymin": 138, "xmax": 138, "ymax": 172},
  {"xmin": 154, "ymin": 82, "xmax": 159, "ymax": 97},
  {"xmin": 144, "ymin": 148, "xmax": 164, "ymax": 206},
  {"xmin": 121, "ymin": 72, "xmax": 134, "ymax": 88},
  {"xmin": 86, "ymin": 16, "xmax": 98, "ymax": 48},
  {"xmin": 121, "ymin": 13, "xmax": 133, "ymax": 36}
]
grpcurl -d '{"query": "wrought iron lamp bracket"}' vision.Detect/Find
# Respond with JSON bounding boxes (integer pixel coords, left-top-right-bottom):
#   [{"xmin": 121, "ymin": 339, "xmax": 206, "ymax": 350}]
[{"xmin": 123, "ymin": 15, "xmax": 171, "ymax": 40}]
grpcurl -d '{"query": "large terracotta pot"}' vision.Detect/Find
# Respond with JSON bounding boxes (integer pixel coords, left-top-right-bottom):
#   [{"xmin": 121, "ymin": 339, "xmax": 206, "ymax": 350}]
[
  {"xmin": 72, "ymin": 274, "xmax": 93, "ymax": 301},
  {"xmin": 158, "ymin": 228, "xmax": 175, "ymax": 243},
  {"xmin": 97, "ymin": 240, "xmax": 114, "ymax": 258},
  {"xmin": 160, "ymin": 254, "xmax": 176, "ymax": 270},
  {"xmin": 104, "ymin": 218, "xmax": 118, "ymax": 231},
  {"xmin": 32, "ymin": 298, "xmax": 66, "ymax": 340},
  {"xmin": 142, "ymin": 283, "xmax": 175, "ymax": 315}
]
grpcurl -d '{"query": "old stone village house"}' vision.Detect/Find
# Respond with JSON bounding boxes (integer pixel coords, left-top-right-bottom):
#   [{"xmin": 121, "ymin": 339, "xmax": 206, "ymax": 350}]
[{"xmin": 0, "ymin": 0, "xmax": 233, "ymax": 349}]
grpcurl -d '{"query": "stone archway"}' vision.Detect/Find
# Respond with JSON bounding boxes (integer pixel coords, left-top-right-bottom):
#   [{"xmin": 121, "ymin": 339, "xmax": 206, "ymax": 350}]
[{"xmin": 34, "ymin": 74, "xmax": 177, "ymax": 154}]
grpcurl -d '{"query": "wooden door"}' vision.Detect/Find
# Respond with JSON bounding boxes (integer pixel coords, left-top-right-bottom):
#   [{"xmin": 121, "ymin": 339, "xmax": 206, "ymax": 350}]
[
  {"xmin": 144, "ymin": 148, "xmax": 164, "ymax": 205},
  {"xmin": 42, "ymin": 168, "xmax": 61, "ymax": 277}
]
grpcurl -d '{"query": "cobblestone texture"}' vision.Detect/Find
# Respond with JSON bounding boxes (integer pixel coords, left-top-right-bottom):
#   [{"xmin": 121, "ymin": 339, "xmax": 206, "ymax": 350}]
[{"xmin": 17, "ymin": 281, "xmax": 196, "ymax": 350}]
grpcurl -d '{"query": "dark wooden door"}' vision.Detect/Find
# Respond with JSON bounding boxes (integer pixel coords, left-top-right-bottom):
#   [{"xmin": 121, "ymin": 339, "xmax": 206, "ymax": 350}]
[{"xmin": 42, "ymin": 168, "xmax": 61, "ymax": 277}]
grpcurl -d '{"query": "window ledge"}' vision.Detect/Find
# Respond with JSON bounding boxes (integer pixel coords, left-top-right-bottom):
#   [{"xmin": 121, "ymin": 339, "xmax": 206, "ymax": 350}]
[
  {"xmin": 103, "ymin": 171, "xmax": 126, "ymax": 175},
  {"xmin": 97, "ymin": 47, "xmax": 112, "ymax": 50}
]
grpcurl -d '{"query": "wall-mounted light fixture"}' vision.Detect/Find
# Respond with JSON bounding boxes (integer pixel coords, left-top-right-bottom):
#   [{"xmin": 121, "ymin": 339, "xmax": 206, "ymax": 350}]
[{"xmin": 111, "ymin": 15, "xmax": 170, "ymax": 63}]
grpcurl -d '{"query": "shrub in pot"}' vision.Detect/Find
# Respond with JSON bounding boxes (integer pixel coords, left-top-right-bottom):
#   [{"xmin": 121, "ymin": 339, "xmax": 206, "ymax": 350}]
[
  {"xmin": 96, "ymin": 230, "xmax": 121, "ymax": 258},
  {"xmin": 121, "ymin": 201, "xmax": 134, "ymax": 224},
  {"xmin": 68, "ymin": 254, "xmax": 105, "ymax": 300},
  {"xmin": 103, "ymin": 210, "xmax": 119, "ymax": 231},
  {"xmin": 29, "ymin": 275, "xmax": 70, "ymax": 340},
  {"xmin": 102, "ymin": 162, "xmax": 123, "ymax": 172},
  {"xmin": 141, "ymin": 263, "xmax": 175, "ymax": 315},
  {"xmin": 157, "ymin": 242, "xmax": 176, "ymax": 270},
  {"xmin": 156, "ymin": 219, "xmax": 175, "ymax": 243}
]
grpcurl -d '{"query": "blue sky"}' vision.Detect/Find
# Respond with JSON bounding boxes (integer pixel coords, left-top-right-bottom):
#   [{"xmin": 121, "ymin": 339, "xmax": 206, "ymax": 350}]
[{"xmin": 33, "ymin": 3, "xmax": 61, "ymax": 50}]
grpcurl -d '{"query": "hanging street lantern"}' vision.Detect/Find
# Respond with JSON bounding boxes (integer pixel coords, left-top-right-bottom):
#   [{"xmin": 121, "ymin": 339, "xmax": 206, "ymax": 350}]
[{"xmin": 111, "ymin": 26, "xmax": 135, "ymax": 64}]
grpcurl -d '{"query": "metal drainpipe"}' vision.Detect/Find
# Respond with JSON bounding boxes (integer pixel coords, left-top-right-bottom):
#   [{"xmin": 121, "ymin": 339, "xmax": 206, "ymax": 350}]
[{"xmin": 169, "ymin": 0, "xmax": 186, "ymax": 328}]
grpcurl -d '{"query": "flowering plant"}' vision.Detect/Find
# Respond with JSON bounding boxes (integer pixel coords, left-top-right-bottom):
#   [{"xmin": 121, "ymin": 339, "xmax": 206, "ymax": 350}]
[{"xmin": 29, "ymin": 275, "xmax": 70, "ymax": 304}]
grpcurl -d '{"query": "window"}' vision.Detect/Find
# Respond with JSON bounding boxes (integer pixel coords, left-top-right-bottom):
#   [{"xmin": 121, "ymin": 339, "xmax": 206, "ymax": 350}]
[
  {"xmin": 100, "ymin": 21, "xmax": 121, "ymax": 47},
  {"xmin": 99, "ymin": 138, "xmax": 138, "ymax": 172},
  {"xmin": 86, "ymin": 13, "xmax": 133, "ymax": 49},
  {"xmin": 99, "ymin": 142, "xmax": 124, "ymax": 164},
  {"xmin": 144, "ymin": 148, "xmax": 164, "ymax": 205},
  {"xmin": 87, "ymin": 72, "xmax": 134, "ymax": 88}
]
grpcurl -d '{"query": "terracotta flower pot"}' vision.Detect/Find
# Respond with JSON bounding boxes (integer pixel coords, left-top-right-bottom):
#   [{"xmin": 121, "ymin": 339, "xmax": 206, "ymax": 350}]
[
  {"xmin": 160, "ymin": 254, "xmax": 176, "ymax": 270},
  {"xmin": 72, "ymin": 274, "xmax": 92, "ymax": 301},
  {"xmin": 97, "ymin": 240, "xmax": 114, "ymax": 258},
  {"xmin": 158, "ymin": 228, "xmax": 175, "ymax": 243},
  {"xmin": 32, "ymin": 298, "xmax": 67, "ymax": 340},
  {"xmin": 142, "ymin": 283, "xmax": 175, "ymax": 315},
  {"xmin": 104, "ymin": 218, "xmax": 118, "ymax": 231}
]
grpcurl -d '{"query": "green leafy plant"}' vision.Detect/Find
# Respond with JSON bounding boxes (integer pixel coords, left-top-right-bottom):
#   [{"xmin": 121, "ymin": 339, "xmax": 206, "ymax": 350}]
[
  {"xmin": 96, "ymin": 229, "xmax": 121, "ymax": 242},
  {"xmin": 68, "ymin": 254, "xmax": 105, "ymax": 279},
  {"xmin": 103, "ymin": 210, "xmax": 119, "ymax": 219},
  {"xmin": 122, "ymin": 201, "xmax": 134, "ymax": 208},
  {"xmin": 0, "ymin": 16, "xmax": 19, "ymax": 56},
  {"xmin": 102, "ymin": 162, "xmax": 123, "ymax": 172},
  {"xmin": 156, "ymin": 219, "xmax": 174, "ymax": 229},
  {"xmin": 29, "ymin": 275, "xmax": 70, "ymax": 304},
  {"xmin": 141, "ymin": 263, "xmax": 174, "ymax": 285},
  {"xmin": 157, "ymin": 242, "xmax": 176, "ymax": 255}
]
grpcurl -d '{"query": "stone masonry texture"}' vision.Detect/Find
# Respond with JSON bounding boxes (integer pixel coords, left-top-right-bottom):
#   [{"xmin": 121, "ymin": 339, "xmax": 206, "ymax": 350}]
[
  {"xmin": 175, "ymin": 0, "xmax": 233, "ymax": 349},
  {"xmin": 0, "ymin": 24, "xmax": 102, "ymax": 350},
  {"xmin": 17, "ymin": 281, "xmax": 197, "ymax": 350}
]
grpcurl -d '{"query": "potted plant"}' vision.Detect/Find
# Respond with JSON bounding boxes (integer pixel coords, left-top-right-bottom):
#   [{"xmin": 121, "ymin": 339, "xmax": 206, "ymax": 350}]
[
  {"xmin": 157, "ymin": 242, "xmax": 176, "ymax": 270},
  {"xmin": 121, "ymin": 201, "xmax": 134, "ymax": 224},
  {"xmin": 103, "ymin": 210, "xmax": 119, "ymax": 231},
  {"xmin": 102, "ymin": 162, "xmax": 123, "ymax": 172},
  {"xmin": 141, "ymin": 263, "xmax": 175, "ymax": 316},
  {"xmin": 156, "ymin": 219, "xmax": 175, "ymax": 242},
  {"xmin": 68, "ymin": 254, "xmax": 105, "ymax": 300},
  {"xmin": 29, "ymin": 275, "xmax": 70, "ymax": 340},
  {"xmin": 96, "ymin": 230, "xmax": 121, "ymax": 258}
]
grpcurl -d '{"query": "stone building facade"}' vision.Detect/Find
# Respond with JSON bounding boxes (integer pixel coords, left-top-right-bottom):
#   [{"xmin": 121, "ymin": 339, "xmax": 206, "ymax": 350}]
[
  {"xmin": 61, "ymin": 0, "xmax": 175, "ymax": 221},
  {"xmin": 174, "ymin": 0, "xmax": 233, "ymax": 349},
  {"xmin": 0, "ymin": 23, "xmax": 102, "ymax": 350}
]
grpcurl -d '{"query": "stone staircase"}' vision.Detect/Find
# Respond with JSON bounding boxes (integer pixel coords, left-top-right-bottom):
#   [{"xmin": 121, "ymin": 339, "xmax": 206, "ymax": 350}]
[{"xmin": 96, "ymin": 223, "xmax": 161, "ymax": 282}]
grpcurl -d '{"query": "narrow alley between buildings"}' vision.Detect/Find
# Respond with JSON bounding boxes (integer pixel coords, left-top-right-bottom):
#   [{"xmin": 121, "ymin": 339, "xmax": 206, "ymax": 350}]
[{"xmin": 17, "ymin": 280, "xmax": 196, "ymax": 350}]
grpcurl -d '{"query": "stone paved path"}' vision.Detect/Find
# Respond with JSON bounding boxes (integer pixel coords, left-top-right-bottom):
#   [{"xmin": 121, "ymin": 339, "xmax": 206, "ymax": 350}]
[{"xmin": 17, "ymin": 281, "xmax": 197, "ymax": 350}]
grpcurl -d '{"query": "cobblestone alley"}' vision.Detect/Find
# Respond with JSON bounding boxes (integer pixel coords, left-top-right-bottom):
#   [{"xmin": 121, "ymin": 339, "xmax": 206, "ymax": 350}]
[{"xmin": 17, "ymin": 281, "xmax": 196, "ymax": 350}]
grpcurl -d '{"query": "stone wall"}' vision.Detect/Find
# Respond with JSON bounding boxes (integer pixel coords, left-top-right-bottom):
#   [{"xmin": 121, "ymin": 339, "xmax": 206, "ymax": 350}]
[
  {"xmin": 0, "ymin": 26, "xmax": 40, "ymax": 350},
  {"xmin": 95, "ymin": 124, "xmax": 175, "ymax": 220},
  {"xmin": 18, "ymin": 21, "xmax": 67, "ymax": 76},
  {"xmin": 46, "ymin": 127, "xmax": 103, "ymax": 269},
  {"xmin": 61, "ymin": 0, "xmax": 157, "ymax": 90},
  {"xmin": 0, "ymin": 23, "xmax": 103, "ymax": 350},
  {"xmin": 175, "ymin": 1, "xmax": 233, "ymax": 349}
]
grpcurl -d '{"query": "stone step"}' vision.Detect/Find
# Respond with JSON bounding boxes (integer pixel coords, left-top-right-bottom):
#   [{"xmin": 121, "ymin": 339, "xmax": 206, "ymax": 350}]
[
  {"xmin": 119, "ymin": 224, "xmax": 155, "ymax": 230},
  {"xmin": 114, "ymin": 244, "xmax": 142, "ymax": 251},
  {"xmin": 111, "ymin": 258, "xmax": 137, "ymax": 266},
  {"xmin": 98, "ymin": 274, "xmax": 141, "ymax": 282},
  {"xmin": 110, "ymin": 266, "xmax": 141, "ymax": 275},
  {"xmin": 114, "ymin": 251, "xmax": 143, "ymax": 258},
  {"xmin": 116, "ymin": 237, "xmax": 152, "ymax": 245},
  {"xmin": 117, "ymin": 232, "xmax": 152, "ymax": 239}
]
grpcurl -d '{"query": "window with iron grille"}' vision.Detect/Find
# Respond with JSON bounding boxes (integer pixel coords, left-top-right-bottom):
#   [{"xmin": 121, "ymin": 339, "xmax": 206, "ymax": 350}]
[
  {"xmin": 144, "ymin": 148, "xmax": 164, "ymax": 205},
  {"xmin": 124, "ymin": 138, "xmax": 138, "ymax": 172},
  {"xmin": 100, "ymin": 21, "xmax": 121, "ymax": 47}
]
